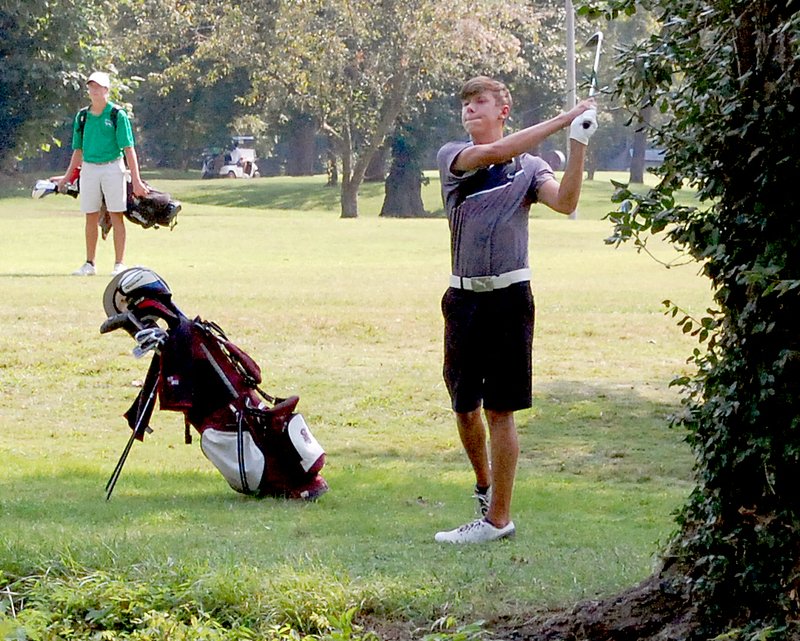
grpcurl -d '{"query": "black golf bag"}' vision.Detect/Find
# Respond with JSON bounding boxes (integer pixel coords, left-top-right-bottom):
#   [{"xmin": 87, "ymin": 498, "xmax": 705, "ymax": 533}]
[
  {"xmin": 32, "ymin": 169, "xmax": 181, "ymax": 231},
  {"xmin": 124, "ymin": 181, "xmax": 180, "ymax": 230},
  {"xmin": 100, "ymin": 267, "xmax": 328, "ymax": 501}
]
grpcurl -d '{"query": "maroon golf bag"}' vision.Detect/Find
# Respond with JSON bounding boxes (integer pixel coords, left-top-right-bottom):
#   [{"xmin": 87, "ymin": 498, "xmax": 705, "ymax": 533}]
[{"xmin": 101, "ymin": 267, "xmax": 328, "ymax": 501}]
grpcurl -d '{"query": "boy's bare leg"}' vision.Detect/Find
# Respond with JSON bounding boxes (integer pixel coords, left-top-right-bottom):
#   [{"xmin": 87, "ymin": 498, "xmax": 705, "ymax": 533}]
[
  {"xmin": 109, "ymin": 212, "xmax": 126, "ymax": 264},
  {"xmin": 484, "ymin": 409, "xmax": 519, "ymax": 528},
  {"xmin": 84, "ymin": 212, "xmax": 100, "ymax": 263},
  {"xmin": 456, "ymin": 408, "xmax": 491, "ymax": 490}
]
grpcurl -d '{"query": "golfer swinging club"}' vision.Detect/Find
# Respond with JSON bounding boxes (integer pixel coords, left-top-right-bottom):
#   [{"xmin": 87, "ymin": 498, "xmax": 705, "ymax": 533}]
[{"xmin": 435, "ymin": 76, "xmax": 597, "ymax": 543}]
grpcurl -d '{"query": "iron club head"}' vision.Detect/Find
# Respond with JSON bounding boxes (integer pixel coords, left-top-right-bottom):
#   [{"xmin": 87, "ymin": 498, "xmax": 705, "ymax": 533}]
[
  {"xmin": 585, "ymin": 31, "xmax": 603, "ymax": 49},
  {"xmin": 584, "ymin": 31, "xmax": 604, "ymax": 97}
]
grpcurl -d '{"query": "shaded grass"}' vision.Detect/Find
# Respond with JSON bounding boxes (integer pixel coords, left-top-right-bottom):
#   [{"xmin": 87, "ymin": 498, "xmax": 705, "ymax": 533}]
[
  {"xmin": 0, "ymin": 172, "xmax": 709, "ymax": 636},
  {"xmin": 0, "ymin": 166, "xmax": 691, "ymax": 221}
]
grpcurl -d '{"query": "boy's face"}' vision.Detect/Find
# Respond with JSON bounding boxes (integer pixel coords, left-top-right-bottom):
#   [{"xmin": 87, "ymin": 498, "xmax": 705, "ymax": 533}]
[
  {"xmin": 87, "ymin": 81, "xmax": 109, "ymax": 100},
  {"xmin": 461, "ymin": 90, "xmax": 509, "ymax": 139}
]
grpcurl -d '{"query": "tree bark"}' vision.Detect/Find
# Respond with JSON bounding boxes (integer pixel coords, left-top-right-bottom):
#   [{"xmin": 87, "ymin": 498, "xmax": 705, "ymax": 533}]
[
  {"xmin": 341, "ymin": 177, "xmax": 359, "ymax": 218},
  {"xmin": 364, "ymin": 145, "xmax": 388, "ymax": 182},
  {"xmin": 586, "ymin": 151, "xmax": 597, "ymax": 181},
  {"xmin": 339, "ymin": 123, "xmax": 358, "ymax": 218},
  {"xmin": 380, "ymin": 134, "xmax": 427, "ymax": 218}
]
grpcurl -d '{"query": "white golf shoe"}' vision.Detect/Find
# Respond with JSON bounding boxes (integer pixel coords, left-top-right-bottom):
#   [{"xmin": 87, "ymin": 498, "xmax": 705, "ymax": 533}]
[
  {"xmin": 434, "ymin": 518, "xmax": 515, "ymax": 544},
  {"xmin": 72, "ymin": 262, "xmax": 96, "ymax": 276}
]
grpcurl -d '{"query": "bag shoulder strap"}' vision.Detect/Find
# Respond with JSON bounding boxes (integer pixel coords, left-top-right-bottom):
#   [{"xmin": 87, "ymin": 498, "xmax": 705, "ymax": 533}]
[
  {"xmin": 77, "ymin": 105, "xmax": 121, "ymax": 135},
  {"xmin": 194, "ymin": 318, "xmax": 273, "ymax": 402},
  {"xmin": 77, "ymin": 107, "xmax": 89, "ymax": 135}
]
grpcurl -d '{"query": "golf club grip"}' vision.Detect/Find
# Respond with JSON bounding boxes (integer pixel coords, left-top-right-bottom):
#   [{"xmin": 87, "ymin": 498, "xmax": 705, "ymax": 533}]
[
  {"xmin": 100, "ymin": 313, "xmax": 132, "ymax": 334},
  {"xmin": 100, "ymin": 312, "xmax": 146, "ymax": 334}
]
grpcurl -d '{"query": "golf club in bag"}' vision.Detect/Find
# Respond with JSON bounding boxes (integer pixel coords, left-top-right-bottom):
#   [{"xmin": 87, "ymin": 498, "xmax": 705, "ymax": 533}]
[
  {"xmin": 32, "ymin": 167, "xmax": 181, "ymax": 231},
  {"xmin": 100, "ymin": 267, "xmax": 328, "ymax": 501}
]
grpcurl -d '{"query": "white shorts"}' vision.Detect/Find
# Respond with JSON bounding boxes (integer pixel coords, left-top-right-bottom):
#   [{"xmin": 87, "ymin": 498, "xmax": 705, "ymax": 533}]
[{"xmin": 80, "ymin": 159, "xmax": 127, "ymax": 214}]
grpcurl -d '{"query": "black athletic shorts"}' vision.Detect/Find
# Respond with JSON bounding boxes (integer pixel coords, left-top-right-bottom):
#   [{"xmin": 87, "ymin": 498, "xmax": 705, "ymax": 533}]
[{"xmin": 441, "ymin": 282, "xmax": 534, "ymax": 413}]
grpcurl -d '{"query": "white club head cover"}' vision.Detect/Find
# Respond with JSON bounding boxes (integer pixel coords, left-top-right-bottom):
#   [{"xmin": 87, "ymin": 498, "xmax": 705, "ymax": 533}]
[
  {"xmin": 32, "ymin": 180, "xmax": 58, "ymax": 199},
  {"xmin": 569, "ymin": 109, "xmax": 598, "ymax": 145}
]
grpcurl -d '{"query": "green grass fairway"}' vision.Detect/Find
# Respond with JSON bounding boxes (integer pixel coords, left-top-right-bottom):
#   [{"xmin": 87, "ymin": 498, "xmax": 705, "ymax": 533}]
[{"xmin": 0, "ymin": 171, "xmax": 710, "ymax": 638}]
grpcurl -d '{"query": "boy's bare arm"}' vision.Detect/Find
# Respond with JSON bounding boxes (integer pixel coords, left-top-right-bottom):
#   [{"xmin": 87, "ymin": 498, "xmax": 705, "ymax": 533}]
[
  {"xmin": 123, "ymin": 146, "xmax": 150, "ymax": 197},
  {"xmin": 454, "ymin": 100, "xmax": 595, "ymax": 172},
  {"xmin": 537, "ymin": 140, "xmax": 587, "ymax": 214},
  {"xmin": 57, "ymin": 149, "xmax": 83, "ymax": 192}
]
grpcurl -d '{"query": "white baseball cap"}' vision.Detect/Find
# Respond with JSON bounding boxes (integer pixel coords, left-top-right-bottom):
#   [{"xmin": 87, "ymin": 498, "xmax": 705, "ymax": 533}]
[{"xmin": 86, "ymin": 71, "xmax": 111, "ymax": 88}]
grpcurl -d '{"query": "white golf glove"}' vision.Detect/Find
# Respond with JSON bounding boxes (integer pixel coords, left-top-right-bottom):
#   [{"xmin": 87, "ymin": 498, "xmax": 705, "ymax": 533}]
[{"xmin": 569, "ymin": 108, "xmax": 598, "ymax": 145}]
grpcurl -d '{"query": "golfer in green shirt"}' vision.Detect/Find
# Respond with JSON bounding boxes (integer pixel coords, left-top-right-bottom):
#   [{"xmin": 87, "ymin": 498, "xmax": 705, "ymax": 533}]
[{"xmin": 59, "ymin": 71, "xmax": 148, "ymax": 276}]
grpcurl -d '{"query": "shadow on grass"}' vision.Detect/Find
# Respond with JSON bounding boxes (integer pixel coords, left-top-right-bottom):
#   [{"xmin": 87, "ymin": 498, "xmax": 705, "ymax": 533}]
[
  {"xmin": 0, "ymin": 467, "xmax": 264, "ymax": 522},
  {"xmin": 157, "ymin": 176, "xmax": 447, "ymax": 217},
  {"xmin": 0, "ymin": 273, "xmax": 77, "ymax": 278},
  {"xmin": 521, "ymin": 379, "xmax": 694, "ymax": 484},
  {"xmin": 0, "ymin": 381, "xmax": 692, "ymax": 522},
  {"xmin": 170, "ymin": 179, "xmax": 387, "ymax": 212},
  {"xmin": 179, "ymin": 181, "xmax": 344, "ymax": 211}
]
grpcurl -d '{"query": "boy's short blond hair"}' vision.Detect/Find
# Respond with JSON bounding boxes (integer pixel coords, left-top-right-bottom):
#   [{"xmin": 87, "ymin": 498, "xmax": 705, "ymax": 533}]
[{"xmin": 459, "ymin": 76, "xmax": 512, "ymax": 109}]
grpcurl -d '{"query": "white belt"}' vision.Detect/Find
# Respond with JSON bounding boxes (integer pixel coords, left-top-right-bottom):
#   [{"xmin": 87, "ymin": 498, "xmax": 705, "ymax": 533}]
[
  {"xmin": 449, "ymin": 268, "xmax": 531, "ymax": 292},
  {"xmin": 85, "ymin": 158, "xmax": 123, "ymax": 166}
]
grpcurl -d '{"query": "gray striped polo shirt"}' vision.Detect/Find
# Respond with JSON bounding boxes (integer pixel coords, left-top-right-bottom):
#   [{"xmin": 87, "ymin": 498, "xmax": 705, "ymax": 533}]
[{"xmin": 437, "ymin": 141, "xmax": 554, "ymax": 278}]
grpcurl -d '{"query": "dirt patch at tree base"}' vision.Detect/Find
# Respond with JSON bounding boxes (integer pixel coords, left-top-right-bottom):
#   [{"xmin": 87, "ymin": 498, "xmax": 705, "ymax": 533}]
[
  {"xmin": 362, "ymin": 572, "xmax": 696, "ymax": 641},
  {"xmin": 490, "ymin": 573, "xmax": 696, "ymax": 641}
]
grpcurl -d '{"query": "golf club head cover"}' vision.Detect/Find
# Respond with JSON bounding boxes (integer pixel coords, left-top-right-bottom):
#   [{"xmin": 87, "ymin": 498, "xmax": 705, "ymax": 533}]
[
  {"xmin": 32, "ymin": 180, "xmax": 58, "ymax": 199},
  {"xmin": 569, "ymin": 109, "xmax": 598, "ymax": 145}
]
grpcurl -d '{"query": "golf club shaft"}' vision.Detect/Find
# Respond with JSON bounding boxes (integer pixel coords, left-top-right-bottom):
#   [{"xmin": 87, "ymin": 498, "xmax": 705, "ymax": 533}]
[{"xmin": 589, "ymin": 33, "xmax": 603, "ymax": 97}]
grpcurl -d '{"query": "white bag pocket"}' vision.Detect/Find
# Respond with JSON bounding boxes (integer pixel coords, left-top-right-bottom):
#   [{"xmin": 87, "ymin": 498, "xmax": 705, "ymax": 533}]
[
  {"xmin": 201, "ymin": 428, "xmax": 265, "ymax": 494},
  {"xmin": 287, "ymin": 414, "xmax": 325, "ymax": 473}
]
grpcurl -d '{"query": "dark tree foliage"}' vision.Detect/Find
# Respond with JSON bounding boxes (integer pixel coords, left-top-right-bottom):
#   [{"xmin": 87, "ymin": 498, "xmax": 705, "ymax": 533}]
[
  {"xmin": 0, "ymin": 1, "xmax": 112, "ymax": 169},
  {"xmin": 586, "ymin": 0, "xmax": 800, "ymax": 637}
]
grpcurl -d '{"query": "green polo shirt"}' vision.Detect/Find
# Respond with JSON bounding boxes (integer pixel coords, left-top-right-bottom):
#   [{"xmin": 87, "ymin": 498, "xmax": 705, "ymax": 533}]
[{"xmin": 71, "ymin": 102, "xmax": 135, "ymax": 164}]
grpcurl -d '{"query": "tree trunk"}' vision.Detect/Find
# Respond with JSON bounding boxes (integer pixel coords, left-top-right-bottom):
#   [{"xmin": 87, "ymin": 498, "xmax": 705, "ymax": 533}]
[
  {"xmin": 586, "ymin": 152, "xmax": 597, "ymax": 181},
  {"xmin": 363, "ymin": 145, "xmax": 388, "ymax": 182},
  {"xmin": 380, "ymin": 169, "xmax": 426, "ymax": 217},
  {"xmin": 339, "ymin": 123, "xmax": 358, "ymax": 218},
  {"xmin": 285, "ymin": 114, "xmax": 317, "ymax": 176},
  {"xmin": 380, "ymin": 134, "xmax": 427, "ymax": 218},
  {"xmin": 340, "ymin": 177, "xmax": 359, "ymax": 218},
  {"xmin": 541, "ymin": 2, "xmax": 800, "ymax": 638}
]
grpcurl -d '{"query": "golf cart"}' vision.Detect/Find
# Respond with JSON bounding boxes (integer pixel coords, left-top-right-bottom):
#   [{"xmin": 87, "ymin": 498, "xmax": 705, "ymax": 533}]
[{"xmin": 201, "ymin": 136, "xmax": 260, "ymax": 179}]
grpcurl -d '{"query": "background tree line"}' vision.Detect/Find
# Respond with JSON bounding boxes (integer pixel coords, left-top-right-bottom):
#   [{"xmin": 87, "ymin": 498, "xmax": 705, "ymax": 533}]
[{"xmin": 1, "ymin": 0, "xmax": 653, "ymax": 218}]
